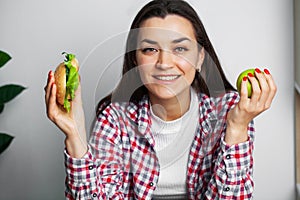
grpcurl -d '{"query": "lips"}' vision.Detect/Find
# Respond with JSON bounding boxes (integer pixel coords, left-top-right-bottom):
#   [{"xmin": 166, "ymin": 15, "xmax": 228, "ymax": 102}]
[{"xmin": 153, "ymin": 75, "xmax": 181, "ymax": 81}]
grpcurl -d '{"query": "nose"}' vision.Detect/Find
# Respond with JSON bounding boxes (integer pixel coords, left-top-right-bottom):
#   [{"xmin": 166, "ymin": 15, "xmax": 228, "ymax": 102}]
[{"xmin": 156, "ymin": 49, "xmax": 174, "ymax": 70}]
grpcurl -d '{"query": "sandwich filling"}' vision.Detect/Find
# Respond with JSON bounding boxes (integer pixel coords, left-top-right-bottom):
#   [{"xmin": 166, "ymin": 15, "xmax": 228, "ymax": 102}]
[{"xmin": 63, "ymin": 53, "xmax": 79, "ymax": 112}]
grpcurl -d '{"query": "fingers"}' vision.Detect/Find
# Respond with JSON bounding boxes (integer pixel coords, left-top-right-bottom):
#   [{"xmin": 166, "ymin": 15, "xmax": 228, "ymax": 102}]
[
  {"xmin": 230, "ymin": 68, "xmax": 276, "ymax": 131},
  {"xmin": 48, "ymin": 82, "xmax": 57, "ymax": 112},
  {"xmin": 262, "ymin": 69, "xmax": 277, "ymax": 109},
  {"xmin": 44, "ymin": 70, "xmax": 58, "ymax": 121},
  {"xmin": 243, "ymin": 68, "xmax": 277, "ymax": 112},
  {"xmin": 239, "ymin": 76, "xmax": 250, "ymax": 103},
  {"xmin": 247, "ymin": 71, "xmax": 261, "ymax": 102},
  {"xmin": 44, "ymin": 71, "xmax": 54, "ymax": 105},
  {"xmin": 249, "ymin": 68, "xmax": 268, "ymax": 104}
]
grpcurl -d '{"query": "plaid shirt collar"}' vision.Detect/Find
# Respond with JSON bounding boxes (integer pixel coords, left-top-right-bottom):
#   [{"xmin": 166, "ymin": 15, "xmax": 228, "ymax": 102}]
[
  {"xmin": 123, "ymin": 92, "xmax": 226, "ymax": 148},
  {"xmin": 124, "ymin": 95, "xmax": 156, "ymax": 147}
]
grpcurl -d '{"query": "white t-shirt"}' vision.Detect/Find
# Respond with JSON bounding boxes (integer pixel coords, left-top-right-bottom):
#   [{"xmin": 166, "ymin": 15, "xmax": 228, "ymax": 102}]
[{"xmin": 150, "ymin": 88, "xmax": 199, "ymax": 198}]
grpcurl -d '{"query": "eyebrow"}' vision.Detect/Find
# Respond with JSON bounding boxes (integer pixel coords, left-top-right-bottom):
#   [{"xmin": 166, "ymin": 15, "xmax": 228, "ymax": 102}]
[{"xmin": 140, "ymin": 37, "xmax": 191, "ymax": 45}]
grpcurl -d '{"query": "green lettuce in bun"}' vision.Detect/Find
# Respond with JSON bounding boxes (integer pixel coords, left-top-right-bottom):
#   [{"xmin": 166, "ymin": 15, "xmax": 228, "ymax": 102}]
[{"xmin": 54, "ymin": 52, "xmax": 79, "ymax": 112}]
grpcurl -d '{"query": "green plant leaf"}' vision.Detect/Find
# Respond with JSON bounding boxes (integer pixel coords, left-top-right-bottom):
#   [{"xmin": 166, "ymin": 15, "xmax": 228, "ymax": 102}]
[
  {"xmin": 0, "ymin": 50, "xmax": 11, "ymax": 69},
  {"xmin": 0, "ymin": 84, "xmax": 26, "ymax": 104},
  {"xmin": 0, "ymin": 104, "xmax": 4, "ymax": 114},
  {"xmin": 0, "ymin": 133, "xmax": 14, "ymax": 154}
]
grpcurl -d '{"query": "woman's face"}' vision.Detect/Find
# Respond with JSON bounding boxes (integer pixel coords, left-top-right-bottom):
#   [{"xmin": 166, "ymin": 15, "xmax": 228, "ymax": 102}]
[{"xmin": 136, "ymin": 15, "xmax": 204, "ymax": 102}]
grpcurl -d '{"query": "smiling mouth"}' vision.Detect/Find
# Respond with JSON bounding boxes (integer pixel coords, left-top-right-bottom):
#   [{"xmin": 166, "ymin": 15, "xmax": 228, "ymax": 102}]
[{"xmin": 153, "ymin": 75, "xmax": 181, "ymax": 81}]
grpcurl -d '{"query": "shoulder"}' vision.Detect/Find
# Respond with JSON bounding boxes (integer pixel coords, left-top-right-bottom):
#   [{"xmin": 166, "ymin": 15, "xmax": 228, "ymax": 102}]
[
  {"xmin": 217, "ymin": 90, "xmax": 240, "ymax": 107},
  {"xmin": 97, "ymin": 95, "xmax": 150, "ymax": 123},
  {"xmin": 93, "ymin": 97, "xmax": 150, "ymax": 142},
  {"xmin": 197, "ymin": 90, "xmax": 240, "ymax": 114},
  {"xmin": 199, "ymin": 90, "xmax": 239, "ymax": 103}
]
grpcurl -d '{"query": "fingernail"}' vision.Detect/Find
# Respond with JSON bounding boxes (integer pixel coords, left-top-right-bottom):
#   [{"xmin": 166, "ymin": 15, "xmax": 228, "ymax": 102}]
[
  {"xmin": 243, "ymin": 76, "xmax": 248, "ymax": 81},
  {"xmin": 48, "ymin": 70, "xmax": 52, "ymax": 77},
  {"xmin": 255, "ymin": 68, "xmax": 261, "ymax": 73},
  {"xmin": 248, "ymin": 73, "xmax": 254, "ymax": 77},
  {"xmin": 264, "ymin": 69, "xmax": 270, "ymax": 75}
]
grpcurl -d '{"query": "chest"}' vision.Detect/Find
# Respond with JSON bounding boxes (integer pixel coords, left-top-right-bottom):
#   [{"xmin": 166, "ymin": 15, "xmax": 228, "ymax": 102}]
[{"xmin": 118, "ymin": 115, "xmax": 224, "ymax": 198}]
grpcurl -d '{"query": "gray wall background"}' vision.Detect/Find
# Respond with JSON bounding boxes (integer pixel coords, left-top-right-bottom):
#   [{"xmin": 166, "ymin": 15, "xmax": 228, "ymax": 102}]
[{"xmin": 0, "ymin": 0, "xmax": 295, "ymax": 199}]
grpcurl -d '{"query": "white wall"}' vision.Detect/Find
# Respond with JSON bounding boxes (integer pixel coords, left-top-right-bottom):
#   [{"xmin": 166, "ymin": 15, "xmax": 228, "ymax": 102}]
[{"xmin": 0, "ymin": 0, "xmax": 295, "ymax": 199}]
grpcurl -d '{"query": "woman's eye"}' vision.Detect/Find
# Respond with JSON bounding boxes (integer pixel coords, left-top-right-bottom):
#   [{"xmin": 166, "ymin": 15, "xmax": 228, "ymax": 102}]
[
  {"xmin": 174, "ymin": 47, "xmax": 188, "ymax": 53},
  {"xmin": 141, "ymin": 48, "xmax": 158, "ymax": 54}
]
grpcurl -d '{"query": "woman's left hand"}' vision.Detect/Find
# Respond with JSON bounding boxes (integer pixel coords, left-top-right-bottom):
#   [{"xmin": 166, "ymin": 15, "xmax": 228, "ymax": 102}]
[{"xmin": 225, "ymin": 68, "xmax": 277, "ymax": 145}]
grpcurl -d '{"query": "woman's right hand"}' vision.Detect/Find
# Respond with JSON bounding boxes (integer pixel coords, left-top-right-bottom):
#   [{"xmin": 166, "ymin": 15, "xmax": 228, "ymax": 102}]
[{"xmin": 44, "ymin": 70, "xmax": 88, "ymax": 158}]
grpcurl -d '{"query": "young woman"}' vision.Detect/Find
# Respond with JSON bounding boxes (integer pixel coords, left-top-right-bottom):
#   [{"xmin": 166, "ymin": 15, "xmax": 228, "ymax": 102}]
[{"xmin": 44, "ymin": 0, "xmax": 277, "ymax": 199}]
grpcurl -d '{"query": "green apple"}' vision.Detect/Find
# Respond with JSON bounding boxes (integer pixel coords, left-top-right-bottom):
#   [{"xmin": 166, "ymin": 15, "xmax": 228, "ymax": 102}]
[{"xmin": 236, "ymin": 68, "xmax": 255, "ymax": 98}]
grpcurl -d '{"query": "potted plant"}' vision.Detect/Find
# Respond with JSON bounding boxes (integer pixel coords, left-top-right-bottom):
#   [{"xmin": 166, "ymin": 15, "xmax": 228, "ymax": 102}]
[{"xmin": 0, "ymin": 50, "xmax": 26, "ymax": 154}]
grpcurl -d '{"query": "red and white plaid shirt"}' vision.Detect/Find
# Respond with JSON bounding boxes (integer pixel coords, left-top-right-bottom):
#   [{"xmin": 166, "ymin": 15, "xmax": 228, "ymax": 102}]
[{"xmin": 64, "ymin": 91, "xmax": 254, "ymax": 200}]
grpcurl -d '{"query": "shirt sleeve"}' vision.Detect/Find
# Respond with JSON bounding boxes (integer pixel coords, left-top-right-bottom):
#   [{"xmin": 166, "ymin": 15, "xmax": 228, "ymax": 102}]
[
  {"xmin": 64, "ymin": 105, "xmax": 125, "ymax": 200},
  {"xmin": 206, "ymin": 120, "xmax": 255, "ymax": 199},
  {"xmin": 64, "ymin": 147, "xmax": 100, "ymax": 200}
]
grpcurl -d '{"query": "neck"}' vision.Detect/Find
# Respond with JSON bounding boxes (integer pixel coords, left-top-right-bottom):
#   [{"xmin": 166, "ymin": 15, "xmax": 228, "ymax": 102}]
[{"xmin": 150, "ymin": 88, "xmax": 191, "ymax": 121}]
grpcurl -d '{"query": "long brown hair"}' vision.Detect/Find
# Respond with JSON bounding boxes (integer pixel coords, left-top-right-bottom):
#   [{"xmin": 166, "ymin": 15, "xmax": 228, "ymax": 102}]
[{"xmin": 97, "ymin": 0, "xmax": 235, "ymax": 114}]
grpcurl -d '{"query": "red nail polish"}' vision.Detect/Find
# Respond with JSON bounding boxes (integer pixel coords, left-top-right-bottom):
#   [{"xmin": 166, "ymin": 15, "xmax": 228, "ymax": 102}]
[
  {"xmin": 255, "ymin": 68, "xmax": 261, "ymax": 73},
  {"xmin": 264, "ymin": 69, "xmax": 270, "ymax": 75},
  {"xmin": 248, "ymin": 73, "xmax": 254, "ymax": 77},
  {"xmin": 243, "ymin": 76, "xmax": 248, "ymax": 81},
  {"xmin": 48, "ymin": 70, "xmax": 52, "ymax": 77}
]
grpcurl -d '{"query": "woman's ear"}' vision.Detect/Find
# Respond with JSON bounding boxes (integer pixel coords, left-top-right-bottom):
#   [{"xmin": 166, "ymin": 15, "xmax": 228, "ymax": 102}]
[{"xmin": 196, "ymin": 47, "xmax": 205, "ymax": 72}]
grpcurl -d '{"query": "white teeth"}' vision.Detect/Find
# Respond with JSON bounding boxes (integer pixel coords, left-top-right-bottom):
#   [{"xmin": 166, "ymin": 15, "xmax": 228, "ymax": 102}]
[{"xmin": 155, "ymin": 75, "xmax": 179, "ymax": 81}]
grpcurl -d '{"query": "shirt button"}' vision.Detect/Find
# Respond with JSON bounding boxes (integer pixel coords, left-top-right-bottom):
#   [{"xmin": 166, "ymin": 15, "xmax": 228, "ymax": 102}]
[
  {"xmin": 92, "ymin": 193, "xmax": 97, "ymax": 197},
  {"xmin": 88, "ymin": 165, "xmax": 94, "ymax": 170},
  {"xmin": 149, "ymin": 182, "xmax": 154, "ymax": 187},
  {"xmin": 225, "ymin": 155, "xmax": 231, "ymax": 159},
  {"xmin": 224, "ymin": 187, "xmax": 230, "ymax": 192}
]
